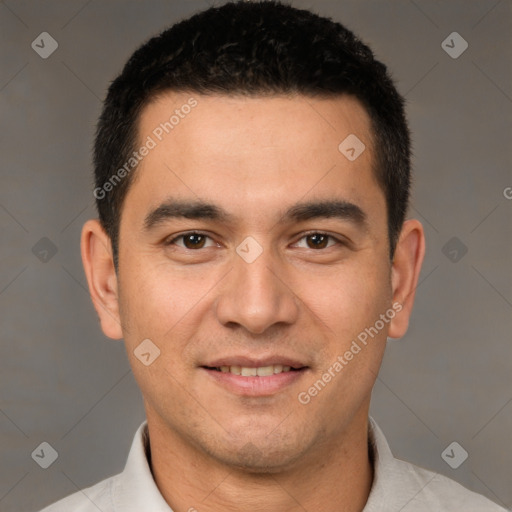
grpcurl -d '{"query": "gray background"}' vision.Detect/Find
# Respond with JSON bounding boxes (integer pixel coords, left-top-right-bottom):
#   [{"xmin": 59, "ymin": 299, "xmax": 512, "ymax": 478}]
[{"xmin": 1, "ymin": 0, "xmax": 511, "ymax": 510}]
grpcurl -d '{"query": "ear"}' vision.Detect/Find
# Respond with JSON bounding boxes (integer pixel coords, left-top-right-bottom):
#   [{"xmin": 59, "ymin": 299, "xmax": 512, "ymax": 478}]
[
  {"xmin": 81, "ymin": 219, "xmax": 123, "ymax": 340},
  {"xmin": 387, "ymin": 219, "xmax": 425, "ymax": 339}
]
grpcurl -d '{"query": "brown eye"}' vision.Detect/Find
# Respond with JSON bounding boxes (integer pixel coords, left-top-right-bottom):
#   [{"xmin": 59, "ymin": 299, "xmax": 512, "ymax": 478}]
[
  {"xmin": 294, "ymin": 231, "xmax": 347, "ymax": 251},
  {"xmin": 166, "ymin": 232, "xmax": 214, "ymax": 249},
  {"xmin": 182, "ymin": 233, "xmax": 206, "ymax": 249},
  {"xmin": 306, "ymin": 233, "xmax": 330, "ymax": 249}
]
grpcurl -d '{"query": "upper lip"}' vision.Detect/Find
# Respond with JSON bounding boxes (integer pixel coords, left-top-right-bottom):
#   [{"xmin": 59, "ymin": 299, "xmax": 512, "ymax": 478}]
[{"xmin": 202, "ymin": 355, "xmax": 308, "ymax": 369}]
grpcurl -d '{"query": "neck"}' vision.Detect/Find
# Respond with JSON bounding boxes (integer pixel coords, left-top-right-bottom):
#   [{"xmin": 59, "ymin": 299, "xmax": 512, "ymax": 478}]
[{"xmin": 145, "ymin": 408, "xmax": 374, "ymax": 512}]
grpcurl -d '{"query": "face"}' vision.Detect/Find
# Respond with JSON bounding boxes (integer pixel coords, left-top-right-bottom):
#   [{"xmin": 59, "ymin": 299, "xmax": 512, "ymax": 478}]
[{"xmin": 84, "ymin": 92, "xmax": 422, "ymax": 472}]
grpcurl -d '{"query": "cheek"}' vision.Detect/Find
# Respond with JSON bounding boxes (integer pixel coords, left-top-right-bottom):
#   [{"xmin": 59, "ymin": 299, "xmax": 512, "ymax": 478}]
[
  {"xmin": 117, "ymin": 263, "xmax": 202, "ymax": 406},
  {"xmin": 118, "ymin": 258, "xmax": 202, "ymax": 350},
  {"xmin": 303, "ymin": 264, "xmax": 391, "ymax": 405},
  {"xmin": 307, "ymin": 258, "xmax": 391, "ymax": 342}
]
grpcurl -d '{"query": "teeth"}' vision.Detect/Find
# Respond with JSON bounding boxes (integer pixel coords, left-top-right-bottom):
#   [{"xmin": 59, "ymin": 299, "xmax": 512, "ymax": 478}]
[
  {"xmin": 273, "ymin": 364, "xmax": 283, "ymax": 374},
  {"xmin": 214, "ymin": 364, "xmax": 297, "ymax": 376},
  {"xmin": 230, "ymin": 365, "xmax": 241, "ymax": 375},
  {"xmin": 256, "ymin": 366, "xmax": 274, "ymax": 376}
]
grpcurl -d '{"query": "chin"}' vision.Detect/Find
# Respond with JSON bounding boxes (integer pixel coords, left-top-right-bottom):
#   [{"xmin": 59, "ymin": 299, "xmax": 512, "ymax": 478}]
[
  {"xmin": 209, "ymin": 428, "xmax": 311, "ymax": 474},
  {"xmin": 222, "ymin": 445, "xmax": 305, "ymax": 474}
]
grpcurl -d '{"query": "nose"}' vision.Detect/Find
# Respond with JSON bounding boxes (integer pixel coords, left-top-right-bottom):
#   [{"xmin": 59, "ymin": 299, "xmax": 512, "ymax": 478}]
[{"xmin": 214, "ymin": 243, "xmax": 300, "ymax": 335}]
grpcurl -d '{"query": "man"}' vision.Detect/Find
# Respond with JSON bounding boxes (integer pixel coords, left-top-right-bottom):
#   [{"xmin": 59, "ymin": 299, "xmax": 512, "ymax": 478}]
[{"xmin": 40, "ymin": 1, "xmax": 507, "ymax": 510}]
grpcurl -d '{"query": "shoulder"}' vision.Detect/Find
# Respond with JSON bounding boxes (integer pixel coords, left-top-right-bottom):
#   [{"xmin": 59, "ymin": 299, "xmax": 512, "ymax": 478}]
[
  {"xmin": 38, "ymin": 474, "xmax": 117, "ymax": 512},
  {"xmin": 366, "ymin": 417, "xmax": 508, "ymax": 512},
  {"xmin": 393, "ymin": 458, "xmax": 508, "ymax": 512}
]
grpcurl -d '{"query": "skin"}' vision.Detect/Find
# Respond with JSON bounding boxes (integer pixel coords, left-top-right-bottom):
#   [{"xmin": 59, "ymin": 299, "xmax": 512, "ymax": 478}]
[{"xmin": 82, "ymin": 92, "xmax": 425, "ymax": 512}]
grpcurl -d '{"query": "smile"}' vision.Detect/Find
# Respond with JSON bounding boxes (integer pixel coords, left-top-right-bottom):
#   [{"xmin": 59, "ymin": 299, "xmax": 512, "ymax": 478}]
[
  {"xmin": 207, "ymin": 364, "xmax": 299, "ymax": 376},
  {"xmin": 201, "ymin": 365, "xmax": 308, "ymax": 396}
]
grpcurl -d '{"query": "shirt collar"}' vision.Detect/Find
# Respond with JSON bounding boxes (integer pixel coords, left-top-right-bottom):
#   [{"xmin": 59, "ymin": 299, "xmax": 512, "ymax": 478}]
[
  {"xmin": 112, "ymin": 421, "xmax": 175, "ymax": 511},
  {"xmin": 113, "ymin": 416, "xmax": 395, "ymax": 511},
  {"xmin": 364, "ymin": 416, "xmax": 400, "ymax": 510}
]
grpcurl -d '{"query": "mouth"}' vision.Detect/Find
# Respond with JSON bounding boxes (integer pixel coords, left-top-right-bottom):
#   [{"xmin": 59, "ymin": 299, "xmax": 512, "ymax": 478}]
[
  {"xmin": 202, "ymin": 364, "xmax": 305, "ymax": 376},
  {"xmin": 200, "ymin": 358, "xmax": 309, "ymax": 396}
]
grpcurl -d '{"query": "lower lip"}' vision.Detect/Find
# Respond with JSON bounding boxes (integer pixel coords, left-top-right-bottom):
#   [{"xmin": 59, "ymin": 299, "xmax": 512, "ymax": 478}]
[{"xmin": 202, "ymin": 367, "xmax": 308, "ymax": 396}]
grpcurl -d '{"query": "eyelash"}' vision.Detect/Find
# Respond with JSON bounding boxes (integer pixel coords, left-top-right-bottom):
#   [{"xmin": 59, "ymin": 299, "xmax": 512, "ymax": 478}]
[{"xmin": 164, "ymin": 230, "xmax": 345, "ymax": 250}]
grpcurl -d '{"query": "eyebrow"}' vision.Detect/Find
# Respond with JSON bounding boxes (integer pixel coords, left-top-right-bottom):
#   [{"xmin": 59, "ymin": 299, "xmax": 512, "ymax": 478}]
[{"xmin": 143, "ymin": 198, "xmax": 368, "ymax": 231}]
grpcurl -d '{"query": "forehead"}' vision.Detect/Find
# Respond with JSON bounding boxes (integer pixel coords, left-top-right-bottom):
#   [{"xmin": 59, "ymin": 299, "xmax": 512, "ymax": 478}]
[
  {"xmin": 139, "ymin": 91, "xmax": 373, "ymax": 159},
  {"xmin": 124, "ymin": 92, "xmax": 382, "ymax": 227}
]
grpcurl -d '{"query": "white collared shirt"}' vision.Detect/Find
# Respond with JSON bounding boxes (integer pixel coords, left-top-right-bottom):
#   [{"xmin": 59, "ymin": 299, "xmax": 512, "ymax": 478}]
[{"xmin": 39, "ymin": 417, "xmax": 508, "ymax": 511}]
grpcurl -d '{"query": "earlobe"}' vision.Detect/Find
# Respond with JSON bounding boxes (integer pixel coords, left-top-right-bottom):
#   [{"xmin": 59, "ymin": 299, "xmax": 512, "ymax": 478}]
[
  {"xmin": 81, "ymin": 219, "xmax": 123, "ymax": 340},
  {"xmin": 387, "ymin": 219, "xmax": 425, "ymax": 339}
]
